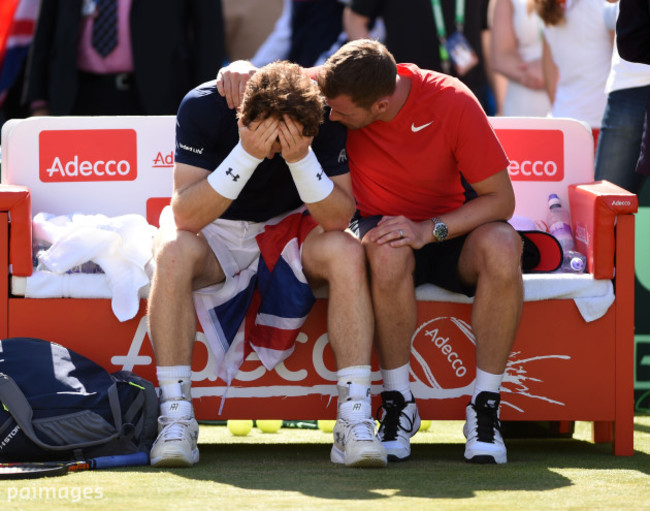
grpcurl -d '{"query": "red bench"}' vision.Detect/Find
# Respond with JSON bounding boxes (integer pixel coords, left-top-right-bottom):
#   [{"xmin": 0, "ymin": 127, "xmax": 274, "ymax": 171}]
[{"xmin": 0, "ymin": 115, "xmax": 638, "ymax": 455}]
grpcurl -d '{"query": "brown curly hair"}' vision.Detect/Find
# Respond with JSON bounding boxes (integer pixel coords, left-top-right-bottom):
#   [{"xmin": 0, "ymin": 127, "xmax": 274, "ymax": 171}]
[
  {"xmin": 529, "ymin": 0, "xmax": 565, "ymax": 26},
  {"xmin": 238, "ymin": 61, "xmax": 324, "ymax": 137}
]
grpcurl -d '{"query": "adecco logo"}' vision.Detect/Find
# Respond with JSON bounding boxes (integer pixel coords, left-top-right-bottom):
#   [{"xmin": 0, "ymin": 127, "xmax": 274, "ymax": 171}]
[
  {"xmin": 410, "ymin": 317, "xmax": 476, "ymax": 389},
  {"xmin": 496, "ymin": 129, "xmax": 564, "ymax": 182},
  {"xmin": 39, "ymin": 129, "xmax": 137, "ymax": 182}
]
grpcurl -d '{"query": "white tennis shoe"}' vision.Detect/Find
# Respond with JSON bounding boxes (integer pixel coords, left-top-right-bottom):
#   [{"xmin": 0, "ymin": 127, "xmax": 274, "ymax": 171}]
[
  {"xmin": 463, "ymin": 391, "xmax": 507, "ymax": 464},
  {"xmin": 330, "ymin": 400, "xmax": 387, "ymax": 468},
  {"xmin": 150, "ymin": 399, "xmax": 199, "ymax": 468}
]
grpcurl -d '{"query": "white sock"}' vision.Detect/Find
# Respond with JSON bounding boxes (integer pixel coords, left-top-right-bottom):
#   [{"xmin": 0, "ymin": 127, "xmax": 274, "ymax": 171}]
[
  {"xmin": 159, "ymin": 398, "xmax": 194, "ymax": 419},
  {"xmin": 381, "ymin": 363, "xmax": 412, "ymax": 401},
  {"xmin": 157, "ymin": 365, "xmax": 192, "ymax": 403},
  {"xmin": 472, "ymin": 368, "xmax": 503, "ymax": 404}
]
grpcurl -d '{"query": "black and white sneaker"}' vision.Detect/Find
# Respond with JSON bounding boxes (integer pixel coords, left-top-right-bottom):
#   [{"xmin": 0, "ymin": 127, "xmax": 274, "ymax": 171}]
[
  {"xmin": 463, "ymin": 391, "xmax": 507, "ymax": 464},
  {"xmin": 376, "ymin": 391, "xmax": 421, "ymax": 462}
]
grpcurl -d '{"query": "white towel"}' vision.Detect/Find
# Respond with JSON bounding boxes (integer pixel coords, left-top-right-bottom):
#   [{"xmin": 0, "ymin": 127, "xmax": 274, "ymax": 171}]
[
  {"xmin": 415, "ymin": 273, "xmax": 615, "ymax": 323},
  {"xmin": 17, "ymin": 272, "xmax": 112, "ymax": 298},
  {"xmin": 12, "ymin": 272, "xmax": 151, "ymax": 301},
  {"xmin": 31, "ymin": 212, "xmax": 157, "ymax": 321}
]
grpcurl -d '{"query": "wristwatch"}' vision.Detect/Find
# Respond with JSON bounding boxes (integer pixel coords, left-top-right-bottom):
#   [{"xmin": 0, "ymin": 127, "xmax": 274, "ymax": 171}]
[{"xmin": 431, "ymin": 217, "xmax": 448, "ymax": 242}]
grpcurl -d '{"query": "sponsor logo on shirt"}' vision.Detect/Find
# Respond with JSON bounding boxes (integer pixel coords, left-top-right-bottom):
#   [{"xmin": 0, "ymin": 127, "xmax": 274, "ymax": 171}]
[
  {"xmin": 178, "ymin": 142, "xmax": 204, "ymax": 155},
  {"xmin": 411, "ymin": 121, "xmax": 433, "ymax": 132},
  {"xmin": 497, "ymin": 129, "xmax": 564, "ymax": 182},
  {"xmin": 39, "ymin": 129, "xmax": 137, "ymax": 182}
]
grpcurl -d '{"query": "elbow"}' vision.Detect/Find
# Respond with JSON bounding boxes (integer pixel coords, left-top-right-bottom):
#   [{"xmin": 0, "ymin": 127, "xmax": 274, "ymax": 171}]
[
  {"xmin": 172, "ymin": 214, "xmax": 201, "ymax": 234},
  {"xmin": 317, "ymin": 203, "xmax": 356, "ymax": 232},
  {"xmin": 170, "ymin": 200, "xmax": 202, "ymax": 234},
  {"xmin": 320, "ymin": 217, "xmax": 352, "ymax": 232}
]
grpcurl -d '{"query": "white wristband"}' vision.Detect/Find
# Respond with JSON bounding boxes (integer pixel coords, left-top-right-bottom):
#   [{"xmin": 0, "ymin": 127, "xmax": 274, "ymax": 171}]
[
  {"xmin": 287, "ymin": 148, "xmax": 334, "ymax": 203},
  {"xmin": 207, "ymin": 141, "xmax": 262, "ymax": 199}
]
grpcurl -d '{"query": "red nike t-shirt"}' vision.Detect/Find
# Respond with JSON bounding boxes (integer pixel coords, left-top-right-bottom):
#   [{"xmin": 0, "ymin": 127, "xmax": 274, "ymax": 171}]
[{"xmin": 348, "ymin": 64, "xmax": 509, "ymax": 221}]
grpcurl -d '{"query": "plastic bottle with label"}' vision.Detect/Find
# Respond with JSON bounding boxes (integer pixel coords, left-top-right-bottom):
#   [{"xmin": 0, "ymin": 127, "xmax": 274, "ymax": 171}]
[
  {"xmin": 546, "ymin": 193, "xmax": 586, "ymax": 273},
  {"xmin": 32, "ymin": 239, "xmax": 103, "ymax": 274}
]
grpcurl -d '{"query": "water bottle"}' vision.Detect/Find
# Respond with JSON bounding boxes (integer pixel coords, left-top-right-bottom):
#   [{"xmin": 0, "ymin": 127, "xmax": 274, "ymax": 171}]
[
  {"xmin": 546, "ymin": 194, "xmax": 586, "ymax": 273},
  {"xmin": 32, "ymin": 239, "xmax": 103, "ymax": 274},
  {"xmin": 561, "ymin": 250, "xmax": 586, "ymax": 273}
]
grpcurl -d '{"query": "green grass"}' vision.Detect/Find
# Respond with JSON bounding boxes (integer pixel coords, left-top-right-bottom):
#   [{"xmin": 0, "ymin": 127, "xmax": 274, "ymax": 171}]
[{"xmin": 3, "ymin": 418, "xmax": 650, "ymax": 510}]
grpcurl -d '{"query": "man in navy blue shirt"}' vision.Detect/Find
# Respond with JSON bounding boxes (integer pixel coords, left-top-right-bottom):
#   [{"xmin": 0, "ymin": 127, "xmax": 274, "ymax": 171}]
[{"xmin": 148, "ymin": 61, "xmax": 386, "ymax": 469}]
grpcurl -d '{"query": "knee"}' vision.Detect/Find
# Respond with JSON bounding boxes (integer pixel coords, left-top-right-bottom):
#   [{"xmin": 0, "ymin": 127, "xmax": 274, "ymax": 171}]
[
  {"xmin": 475, "ymin": 224, "xmax": 523, "ymax": 278},
  {"xmin": 153, "ymin": 230, "xmax": 206, "ymax": 276},
  {"xmin": 322, "ymin": 232, "xmax": 365, "ymax": 264},
  {"xmin": 365, "ymin": 241, "xmax": 414, "ymax": 287},
  {"xmin": 306, "ymin": 231, "xmax": 367, "ymax": 280}
]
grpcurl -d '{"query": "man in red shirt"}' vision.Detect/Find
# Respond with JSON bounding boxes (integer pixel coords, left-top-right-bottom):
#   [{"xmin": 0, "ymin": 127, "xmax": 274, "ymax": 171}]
[
  {"xmin": 317, "ymin": 40, "xmax": 521, "ymax": 465},
  {"xmin": 218, "ymin": 40, "xmax": 523, "ymax": 465}
]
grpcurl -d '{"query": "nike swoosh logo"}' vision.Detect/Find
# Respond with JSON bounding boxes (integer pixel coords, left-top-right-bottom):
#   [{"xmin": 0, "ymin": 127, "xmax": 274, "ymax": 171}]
[{"xmin": 411, "ymin": 121, "xmax": 433, "ymax": 132}]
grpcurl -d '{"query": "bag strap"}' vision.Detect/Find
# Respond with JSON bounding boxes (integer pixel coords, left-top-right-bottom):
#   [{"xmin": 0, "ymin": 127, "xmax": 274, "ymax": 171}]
[
  {"xmin": 0, "ymin": 373, "xmax": 124, "ymax": 452},
  {"xmin": 122, "ymin": 389, "xmax": 145, "ymax": 436}
]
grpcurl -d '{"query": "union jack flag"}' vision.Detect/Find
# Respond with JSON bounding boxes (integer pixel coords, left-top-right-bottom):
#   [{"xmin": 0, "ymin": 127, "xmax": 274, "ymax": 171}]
[
  {"xmin": 194, "ymin": 210, "xmax": 318, "ymax": 389},
  {"xmin": 0, "ymin": 0, "xmax": 38, "ymax": 108}
]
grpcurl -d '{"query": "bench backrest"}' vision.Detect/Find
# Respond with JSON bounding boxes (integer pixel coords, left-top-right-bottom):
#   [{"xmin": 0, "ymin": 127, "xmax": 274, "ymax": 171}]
[{"xmin": 1, "ymin": 115, "xmax": 594, "ymax": 226}]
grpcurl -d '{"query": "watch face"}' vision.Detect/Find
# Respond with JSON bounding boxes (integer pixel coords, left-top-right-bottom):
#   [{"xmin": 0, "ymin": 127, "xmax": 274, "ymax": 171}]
[{"xmin": 434, "ymin": 222, "xmax": 448, "ymax": 241}]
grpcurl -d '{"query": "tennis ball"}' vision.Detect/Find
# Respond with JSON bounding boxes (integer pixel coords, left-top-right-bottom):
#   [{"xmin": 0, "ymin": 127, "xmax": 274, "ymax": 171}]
[
  {"xmin": 317, "ymin": 420, "xmax": 336, "ymax": 433},
  {"xmin": 256, "ymin": 420, "xmax": 283, "ymax": 433},
  {"xmin": 227, "ymin": 419, "xmax": 253, "ymax": 436},
  {"xmin": 419, "ymin": 419, "xmax": 432, "ymax": 432}
]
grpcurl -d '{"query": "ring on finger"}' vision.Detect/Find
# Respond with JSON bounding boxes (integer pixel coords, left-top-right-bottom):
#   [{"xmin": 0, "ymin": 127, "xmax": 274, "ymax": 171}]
[{"xmin": 399, "ymin": 229, "xmax": 404, "ymax": 239}]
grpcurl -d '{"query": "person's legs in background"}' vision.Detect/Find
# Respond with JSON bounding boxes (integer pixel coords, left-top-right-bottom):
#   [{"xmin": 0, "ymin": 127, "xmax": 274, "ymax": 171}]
[{"xmin": 595, "ymin": 85, "xmax": 650, "ymax": 195}]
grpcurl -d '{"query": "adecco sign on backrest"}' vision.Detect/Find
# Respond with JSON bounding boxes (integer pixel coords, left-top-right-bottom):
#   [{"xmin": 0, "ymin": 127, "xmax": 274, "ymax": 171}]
[
  {"xmin": 0, "ymin": 115, "xmax": 595, "ymax": 225},
  {"xmin": 39, "ymin": 129, "xmax": 138, "ymax": 182},
  {"xmin": 1, "ymin": 116, "xmax": 176, "ymax": 220},
  {"xmin": 489, "ymin": 116, "xmax": 595, "ymax": 224}
]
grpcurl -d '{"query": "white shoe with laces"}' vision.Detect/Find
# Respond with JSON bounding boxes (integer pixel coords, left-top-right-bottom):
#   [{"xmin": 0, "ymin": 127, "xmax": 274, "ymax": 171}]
[
  {"xmin": 376, "ymin": 390, "xmax": 421, "ymax": 461},
  {"xmin": 150, "ymin": 399, "xmax": 200, "ymax": 467},
  {"xmin": 330, "ymin": 400, "xmax": 387, "ymax": 468},
  {"xmin": 463, "ymin": 391, "xmax": 507, "ymax": 464}
]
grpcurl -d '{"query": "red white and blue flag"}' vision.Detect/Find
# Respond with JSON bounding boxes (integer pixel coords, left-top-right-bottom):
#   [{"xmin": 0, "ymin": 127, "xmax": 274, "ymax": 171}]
[
  {"xmin": 0, "ymin": 0, "xmax": 38, "ymax": 107},
  {"xmin": 194, "ymin": 210, "xmax": 318, "ymax": 389}
]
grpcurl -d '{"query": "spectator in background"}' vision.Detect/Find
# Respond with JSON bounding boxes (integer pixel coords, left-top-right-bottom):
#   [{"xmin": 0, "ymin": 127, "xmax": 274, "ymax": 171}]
[
  {"xmin": 251, "ymin": 0, "xmax": 345, "ymax": 68},
  {"xmin": 594, "ymin": 40, "xmax": 650, "ymax": 194},
  {"xmin": 222, "ymin": 0, "xmax": 283, "ymax": 62},
  {"xmin": 22, "ymin": 0, "xmax": 226, "ymax": 116},
  {"xmin": 343, "ymin": 0, "xmax": 497, "ymax": 115},
  {"xmin": 531, "ymin": 0, "xmax": 617, "ymax": 145},
  {"xmin": 616, "ymin": 0, "xmax": 650, "ymax": 181},
  {"xmin": 0, "ymin": 0, "xmax": 38, "ymax": 128},
  {"xmin": 488, "ymin": 0, "xmax": 551, "ymax": 116}
]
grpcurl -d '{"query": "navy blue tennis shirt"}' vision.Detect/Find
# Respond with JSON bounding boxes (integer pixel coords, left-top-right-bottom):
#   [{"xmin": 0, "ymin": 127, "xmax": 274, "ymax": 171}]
[{"xmin": 174, "ymin": 82, "xmax": 349, "ymax": 223}]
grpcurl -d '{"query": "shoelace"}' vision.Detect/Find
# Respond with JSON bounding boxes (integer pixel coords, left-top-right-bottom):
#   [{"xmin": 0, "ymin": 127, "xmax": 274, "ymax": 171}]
[
  {"xmin": 347, "ymin": 419, "xmax": 378, "ymax": 442},
  {"xmin": 377, "ymin": 403, "xmax": 415, "ymax": 441},
  {"xmin": 473, "ymin": 404, "xmax": 500, "ymax": 443},
  {"xmin": 158, "ymin": 415, "xmax": 193, "ymax": 441}
]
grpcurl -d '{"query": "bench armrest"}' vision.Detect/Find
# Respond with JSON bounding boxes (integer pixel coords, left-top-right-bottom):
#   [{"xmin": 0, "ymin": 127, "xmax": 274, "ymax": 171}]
[
  {"xmin": 0, "ymin": 185, "xmax": 32, "ymax": 277},
  {"xmin": 569, "ymin": 180, "xmax": 638, "ymax": 279}
]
